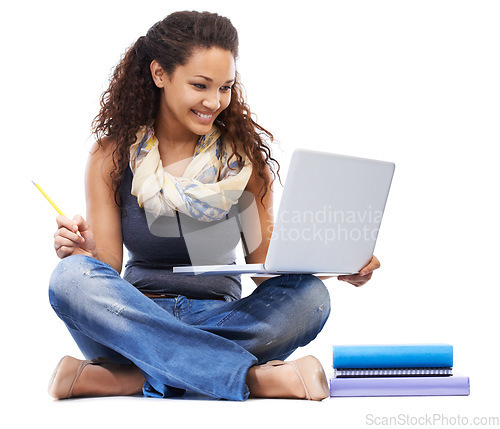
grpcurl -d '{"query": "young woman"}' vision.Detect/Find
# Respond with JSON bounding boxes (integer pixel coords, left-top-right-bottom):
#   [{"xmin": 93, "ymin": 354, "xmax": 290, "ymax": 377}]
[{"xmin": 48, "ymin": 10, "xmax": 380, "ymax": 402}]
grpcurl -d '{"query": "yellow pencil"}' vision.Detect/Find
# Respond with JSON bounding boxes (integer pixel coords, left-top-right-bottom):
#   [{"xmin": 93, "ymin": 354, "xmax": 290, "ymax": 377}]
[{"xmin": 31, "ymin": 180, "xmax": 67, "ymax": 217}]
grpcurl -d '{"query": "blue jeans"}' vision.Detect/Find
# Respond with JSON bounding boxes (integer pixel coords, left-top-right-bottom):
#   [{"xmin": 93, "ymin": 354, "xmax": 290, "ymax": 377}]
[{"xmin": 48, "ymin": 255, "xmax": 331, "ymax": 401}]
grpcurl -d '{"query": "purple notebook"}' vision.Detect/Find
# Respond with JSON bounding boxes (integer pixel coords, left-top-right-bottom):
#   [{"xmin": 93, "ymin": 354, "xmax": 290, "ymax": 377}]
[{"xmin": 330, "ymin": 374, "xmax": 470, "ymax": 397}]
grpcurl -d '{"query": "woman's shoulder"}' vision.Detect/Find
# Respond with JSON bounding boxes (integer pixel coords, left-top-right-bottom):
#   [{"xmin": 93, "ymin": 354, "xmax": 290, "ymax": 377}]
[
  {"xmin": 246, "ymin": 158, "xmax": 272, "ymax": 189},
  {"xmin": 87, "ymin": 136, "xmax": 121, "ymax": 174},
  {"xmin": 244, "ymin": 162, "xmax": 274, "ymax": 214},
  {"xmin": 89, "ymin": 135, "xmax": 118, "ymax": 158},
  {"xmin": 86, "ymin": 136, "xmax": 120, "ymax": 188}
]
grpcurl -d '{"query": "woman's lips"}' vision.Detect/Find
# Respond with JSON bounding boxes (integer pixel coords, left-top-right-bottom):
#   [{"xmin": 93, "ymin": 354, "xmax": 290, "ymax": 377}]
[{"xmin": 191, "ymin": 109, "xmax": 214, "ymax": 123}]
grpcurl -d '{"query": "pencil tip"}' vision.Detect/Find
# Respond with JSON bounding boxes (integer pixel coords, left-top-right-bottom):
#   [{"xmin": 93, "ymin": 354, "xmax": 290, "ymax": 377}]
[{"xmin": 31, "ymin": 180, "xmax": 36, "ymax": 185}]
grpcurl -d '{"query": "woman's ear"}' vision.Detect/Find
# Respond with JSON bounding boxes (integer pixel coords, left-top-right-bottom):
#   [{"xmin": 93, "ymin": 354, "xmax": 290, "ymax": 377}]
[{"xmin": 150, "ymin": 60, "xmax": 167, "ymax": 88}]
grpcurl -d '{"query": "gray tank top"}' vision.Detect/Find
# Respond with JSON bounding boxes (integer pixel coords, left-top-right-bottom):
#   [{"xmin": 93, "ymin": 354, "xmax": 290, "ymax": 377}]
[{"xmin": 120, "ymin": 167, "xmax": 242, "ymax": 300}]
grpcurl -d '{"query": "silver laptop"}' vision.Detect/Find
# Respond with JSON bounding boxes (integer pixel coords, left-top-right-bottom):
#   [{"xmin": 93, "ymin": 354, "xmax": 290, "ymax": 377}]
[{"xmin": 173, "ymin": 149, "xmax": 395, "ymax": 276}]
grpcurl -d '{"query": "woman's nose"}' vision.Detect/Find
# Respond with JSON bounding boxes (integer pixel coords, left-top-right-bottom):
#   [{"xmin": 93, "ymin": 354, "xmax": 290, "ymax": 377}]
[{"xmin": 202, "ymin": 91, "xmax": 221, "ymax": 111}]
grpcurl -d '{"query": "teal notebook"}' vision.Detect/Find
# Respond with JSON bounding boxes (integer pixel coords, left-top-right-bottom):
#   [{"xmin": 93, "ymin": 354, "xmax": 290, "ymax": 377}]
[{"xmin": 332, "ymin": 344, "xmax": 453, "ymax": 369}]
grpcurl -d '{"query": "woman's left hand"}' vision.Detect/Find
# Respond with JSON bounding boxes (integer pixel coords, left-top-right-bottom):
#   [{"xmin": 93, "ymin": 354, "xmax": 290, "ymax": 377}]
[{"xmin": 338, "ymin": 255, "xmax": 381, "ymax": 287}]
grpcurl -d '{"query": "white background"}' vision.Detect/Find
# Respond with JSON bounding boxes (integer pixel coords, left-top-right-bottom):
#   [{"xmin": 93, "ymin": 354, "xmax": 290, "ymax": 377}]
[{"xmin": 1, "ymin": 0, "xmax": 499, "ymax": 427}]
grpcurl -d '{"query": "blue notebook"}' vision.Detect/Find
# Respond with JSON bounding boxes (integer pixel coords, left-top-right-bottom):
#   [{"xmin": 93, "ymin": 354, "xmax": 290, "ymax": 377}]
[{"xmin": 332, "ymin": 344, "xmax": 453, "ymax": 369}]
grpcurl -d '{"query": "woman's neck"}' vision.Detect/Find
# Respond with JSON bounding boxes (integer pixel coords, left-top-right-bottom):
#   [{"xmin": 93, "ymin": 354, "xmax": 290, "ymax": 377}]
[{"xmin": 153, "ymin": 118, "xmax": 199, "ymax": 151}]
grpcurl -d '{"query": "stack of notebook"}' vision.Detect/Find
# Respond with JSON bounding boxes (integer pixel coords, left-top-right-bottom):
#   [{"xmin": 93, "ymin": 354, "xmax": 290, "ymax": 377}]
[{"xmin": 329, "ymin": 344, "xmax": 470, "ymax": 397}]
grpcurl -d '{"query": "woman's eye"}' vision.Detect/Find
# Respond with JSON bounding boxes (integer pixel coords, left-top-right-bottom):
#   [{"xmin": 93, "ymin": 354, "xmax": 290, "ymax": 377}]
[
  {"xmin": 192, "ymin": 83, "xmax": 206, "ymax": 89},
  {"xmin": 220, "ymin": 86, "xmax": 232, "ymax": 92}
]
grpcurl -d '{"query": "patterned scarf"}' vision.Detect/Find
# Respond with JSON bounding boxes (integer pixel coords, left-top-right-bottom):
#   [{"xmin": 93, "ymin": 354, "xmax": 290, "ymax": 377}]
[{"xmin": 129, "ymin": 125, "xmax": 252, "ymax": 222}]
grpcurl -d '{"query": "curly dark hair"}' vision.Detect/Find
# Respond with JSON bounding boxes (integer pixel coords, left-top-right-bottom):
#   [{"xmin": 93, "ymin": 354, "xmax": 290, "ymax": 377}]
[{"xmin": 91, "ymin": 10, "xmax": 280, "ymax": 206}]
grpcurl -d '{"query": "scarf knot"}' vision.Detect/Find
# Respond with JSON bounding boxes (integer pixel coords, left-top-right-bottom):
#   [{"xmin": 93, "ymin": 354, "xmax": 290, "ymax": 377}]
[{"xmin": 129, "ymin": 125, "xmax": 252, "ymax": 222}]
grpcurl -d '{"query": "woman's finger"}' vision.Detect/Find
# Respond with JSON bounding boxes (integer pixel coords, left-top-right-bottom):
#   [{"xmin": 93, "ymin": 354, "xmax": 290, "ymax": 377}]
[
  {"xmin": 72, "ymin": 214, "xmax": 91, "ymax": 233},
  {"xmin": 56, "ymin": 214, "xmax": 79, "ymax": 233},
  {"xmin": 55, "ymin": 226, "xmax": 84, "ymax": 244},
  {"xmin": 359, "ymin": 255, "xmax": 381, "ymax": 276},
  {"xmin": 338, "ymin": 271, "xmax": 373, "ymax": 286},
  {"xmin": 56, "ymin": 245, "xmax": 75, "ymax": 259},
  {"xmin": 54, "ymin": 235, "xmax": 78, "ymax": 250}
]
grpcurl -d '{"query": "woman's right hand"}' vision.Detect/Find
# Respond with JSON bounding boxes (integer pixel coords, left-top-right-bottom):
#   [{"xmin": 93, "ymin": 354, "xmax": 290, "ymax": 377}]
[{"xmin": 54, "ymin": 214, "xmax": 97, "ymax": 259}]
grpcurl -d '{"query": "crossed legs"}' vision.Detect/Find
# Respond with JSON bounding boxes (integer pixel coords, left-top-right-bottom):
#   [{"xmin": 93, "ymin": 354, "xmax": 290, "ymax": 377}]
[{"xmin": 48, "ymin": 255, "xmax": 331, "ymax": 400}]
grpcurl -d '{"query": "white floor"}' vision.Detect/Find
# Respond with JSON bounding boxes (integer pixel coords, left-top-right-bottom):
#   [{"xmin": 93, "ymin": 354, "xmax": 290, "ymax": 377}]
[
  {"xmin": 12, "ymin": 389, "xmax": 493, "ymax": 429},
  {"xmin": 3, "ymin": 345, "xmax": 497, "ymax": 429}
]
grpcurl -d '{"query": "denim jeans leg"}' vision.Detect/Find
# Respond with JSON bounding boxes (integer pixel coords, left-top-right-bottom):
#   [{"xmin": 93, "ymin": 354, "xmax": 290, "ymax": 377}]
[
  {"xmin": 182, "ymin": 274, "xmax": 331, "ymax": 364},
  {"xmin": 65, "ymin": 327, "xmax": 133, "ymax": 364},
  {"xmin": 48, "ymin": 255, "xmax": 258, "ymax": 401}
]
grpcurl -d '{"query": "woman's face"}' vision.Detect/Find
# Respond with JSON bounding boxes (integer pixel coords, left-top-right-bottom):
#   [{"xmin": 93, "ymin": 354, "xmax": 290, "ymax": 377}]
[{"xmin": 152, "ymin": 47, "xmax": 236, "ymax": 138}]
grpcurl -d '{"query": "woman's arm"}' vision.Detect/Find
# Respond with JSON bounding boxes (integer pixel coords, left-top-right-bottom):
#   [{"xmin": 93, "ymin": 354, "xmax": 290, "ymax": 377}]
[
  {"xmin": 83, "ymin": 138, "xmax": 124, "ymax": 273},
  {"xmin": 53, "ymin": 138, "xmax": 123, "ymax": 273},
  {"xmin": 240, "ymin": 164, "xmax": 275, "ymax": 286}
]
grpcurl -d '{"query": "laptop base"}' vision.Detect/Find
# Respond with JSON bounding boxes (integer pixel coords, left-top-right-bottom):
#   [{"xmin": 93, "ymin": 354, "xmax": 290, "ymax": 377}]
[{"xmin": 172, "ymin": 264, "xmax": 356, "ymax": 276}]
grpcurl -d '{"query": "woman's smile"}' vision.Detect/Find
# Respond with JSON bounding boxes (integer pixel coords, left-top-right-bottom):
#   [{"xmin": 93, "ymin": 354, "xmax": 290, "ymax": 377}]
[{"xmin": 191, "ymin": 109, "xmax": 215, "ymax": 123}]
